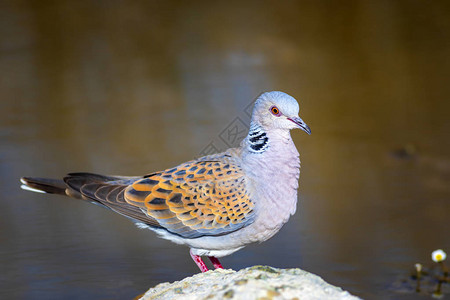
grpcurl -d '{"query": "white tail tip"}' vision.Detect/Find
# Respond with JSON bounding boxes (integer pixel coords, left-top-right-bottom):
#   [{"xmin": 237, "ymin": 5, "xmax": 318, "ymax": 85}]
[{"xmin": 20, "ymin": 183, "xmax": 47, "ymax": 194}]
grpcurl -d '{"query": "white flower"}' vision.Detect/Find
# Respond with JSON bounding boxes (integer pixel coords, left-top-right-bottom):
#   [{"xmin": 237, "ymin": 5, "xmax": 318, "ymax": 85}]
[{"xmin": 431, "ymin": 249, "xmax": 447, "ymax": 262}]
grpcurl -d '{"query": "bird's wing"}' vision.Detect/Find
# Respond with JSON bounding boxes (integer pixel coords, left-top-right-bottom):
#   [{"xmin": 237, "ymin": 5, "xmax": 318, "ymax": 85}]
[
  {"xmin": 124, "ymin": 157, "xmax": 256, "ymax": 238},
  {"xmin": 63, "ymin": 155, "xmax": 255, "ymax": 239}
]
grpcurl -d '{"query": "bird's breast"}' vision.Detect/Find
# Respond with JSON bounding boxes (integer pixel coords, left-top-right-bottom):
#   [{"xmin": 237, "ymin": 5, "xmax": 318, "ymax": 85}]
[{"xmin": 242, "ymin": 139, "xmax": 301, "ymax": 241}]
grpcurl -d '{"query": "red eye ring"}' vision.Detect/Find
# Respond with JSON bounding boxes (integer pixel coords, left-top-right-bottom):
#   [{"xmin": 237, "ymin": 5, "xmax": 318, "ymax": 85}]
[{"xmin": 270, "ymin": 106, "xmax": 281, "ymax": 116}]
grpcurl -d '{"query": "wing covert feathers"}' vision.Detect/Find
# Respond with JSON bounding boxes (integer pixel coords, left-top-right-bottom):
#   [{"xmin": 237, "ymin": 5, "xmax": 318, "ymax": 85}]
[{"xmin": 125, "ymin": 159, "xmax": 255, "ymax": 238}]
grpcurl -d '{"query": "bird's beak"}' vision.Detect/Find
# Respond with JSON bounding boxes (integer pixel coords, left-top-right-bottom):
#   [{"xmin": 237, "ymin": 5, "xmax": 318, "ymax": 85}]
[{"xmin": 287, "ymin": 116, "xmax": 311, "ymax": 135}]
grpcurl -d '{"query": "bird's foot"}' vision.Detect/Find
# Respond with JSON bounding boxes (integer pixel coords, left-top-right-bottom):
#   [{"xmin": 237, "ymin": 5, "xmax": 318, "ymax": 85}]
[
  {"xmin": 190, "ymin": 249, "xmax": 209, "ymax": 272},
  {"xmin": 208, "ymin": 256, "xmax": 223, "ymax": 269},
  {"xmin": 189, "ymin": 250, "xmax": 225, "ymax": 272}
]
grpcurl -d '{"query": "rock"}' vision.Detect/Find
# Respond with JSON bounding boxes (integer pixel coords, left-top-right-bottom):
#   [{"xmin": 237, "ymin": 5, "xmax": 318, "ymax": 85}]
[{"xmin": 140, "ymin": 266, "xmax": 360, "ymax": 300}]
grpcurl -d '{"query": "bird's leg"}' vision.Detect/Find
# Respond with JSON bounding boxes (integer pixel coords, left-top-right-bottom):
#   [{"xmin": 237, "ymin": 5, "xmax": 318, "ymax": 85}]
[
  {"xmin": 189, "ymin": 249, "xmax": 209, "ymax": 272},
  {"xmin": 208, "ymin": 256, "xmax": 224, "ymax": 269}
]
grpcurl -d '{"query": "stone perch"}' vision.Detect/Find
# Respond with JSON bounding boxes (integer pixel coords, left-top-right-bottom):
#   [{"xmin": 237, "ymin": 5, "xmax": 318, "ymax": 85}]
[{"xmin": 140, "ymin": 266, "xmax": 360, "ymax": 300}]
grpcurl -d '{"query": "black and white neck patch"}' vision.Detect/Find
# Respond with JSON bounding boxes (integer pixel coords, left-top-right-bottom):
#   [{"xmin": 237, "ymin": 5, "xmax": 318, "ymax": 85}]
[{"xmin": 248, "ymin": 124, "xmax": 269, "ymax": 153}]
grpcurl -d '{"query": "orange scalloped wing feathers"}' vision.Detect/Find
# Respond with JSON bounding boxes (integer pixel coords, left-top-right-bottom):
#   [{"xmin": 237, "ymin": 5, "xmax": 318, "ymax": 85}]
[{"xmin": 124, "ymin": 160, "xmax": 255, "ymax": 238}]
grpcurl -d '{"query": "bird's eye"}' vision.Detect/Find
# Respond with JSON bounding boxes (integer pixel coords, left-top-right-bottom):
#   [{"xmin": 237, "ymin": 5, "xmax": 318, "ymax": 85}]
[{"xmin": 270, "ymin": 106, "xmax": 281, "ymax": 116}]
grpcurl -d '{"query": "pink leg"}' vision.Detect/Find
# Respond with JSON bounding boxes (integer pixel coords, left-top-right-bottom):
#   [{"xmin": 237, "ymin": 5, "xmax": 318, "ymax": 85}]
[
  {"xmin": 208, "ymin": 256, "xmax": 224, "ymax": 269},
  {"xmin": 190, "ymin": 249, "xmax": 209, "ymax": 272}
]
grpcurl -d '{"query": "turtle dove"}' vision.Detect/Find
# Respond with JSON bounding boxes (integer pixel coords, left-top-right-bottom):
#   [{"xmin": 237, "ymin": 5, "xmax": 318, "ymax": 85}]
[{"xmin": 20, "ymin": 91, "xmax": 311, "ymax": 272}]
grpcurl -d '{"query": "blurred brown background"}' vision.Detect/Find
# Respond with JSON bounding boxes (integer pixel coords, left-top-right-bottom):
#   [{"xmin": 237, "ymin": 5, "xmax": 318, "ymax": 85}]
[{"xmin": 1, "ymin": 1, "xmax": 449, "ymax": 299}]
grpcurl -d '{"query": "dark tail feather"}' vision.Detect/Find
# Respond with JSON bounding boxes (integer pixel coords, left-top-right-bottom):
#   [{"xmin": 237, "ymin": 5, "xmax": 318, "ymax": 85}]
[{"xmin": 20, "ymin": 177, "xmax": 67, "ymax": 195}]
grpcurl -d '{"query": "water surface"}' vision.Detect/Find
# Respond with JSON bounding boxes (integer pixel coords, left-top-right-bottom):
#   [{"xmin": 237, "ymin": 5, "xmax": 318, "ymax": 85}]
[{"xmin": 1, "ymin": 1, "xmax": 449, "ymax": 299}]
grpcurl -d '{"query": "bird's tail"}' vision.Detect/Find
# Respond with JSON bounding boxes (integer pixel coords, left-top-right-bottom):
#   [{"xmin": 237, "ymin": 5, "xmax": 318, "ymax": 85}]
[{"xmin": 20, "ymin": 177, "xmax": 67, "ymax": 195}]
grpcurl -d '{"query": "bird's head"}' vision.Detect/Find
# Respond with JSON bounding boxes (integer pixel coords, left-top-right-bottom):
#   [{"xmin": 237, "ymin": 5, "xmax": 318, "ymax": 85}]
[{"xmin": 252, "ymin": 91, "xmax": 311, "ymax": 135}]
